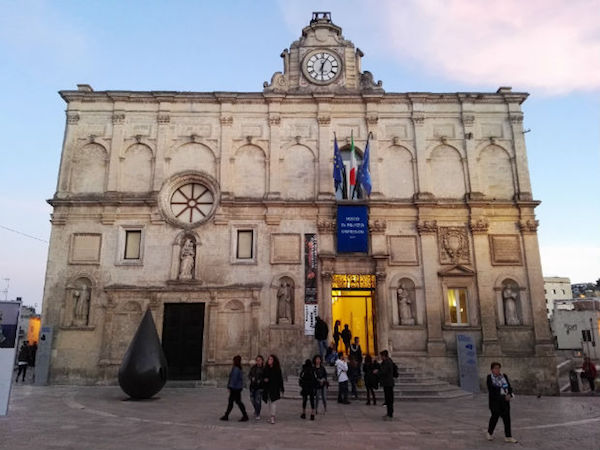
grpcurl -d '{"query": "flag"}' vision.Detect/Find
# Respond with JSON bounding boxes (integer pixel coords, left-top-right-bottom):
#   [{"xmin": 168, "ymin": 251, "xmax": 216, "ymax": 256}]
[
  {"xmin": 349, "ymin": 132, "xmax": 357, "ymax": 189},
  {"xmin": 358, "ymin": 134, "xmax": 372, "ymax": 196},
  {"xmin": 333, "ymin": 135, "xmax": 345, "ymax": 196}
]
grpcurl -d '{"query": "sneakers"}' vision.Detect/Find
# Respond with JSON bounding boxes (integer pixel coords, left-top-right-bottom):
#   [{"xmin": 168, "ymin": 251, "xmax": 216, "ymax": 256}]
[
  {"xmin": 486, "ymin": 432, "xmax": 493, "ymax": 441},
  {"xmin": 255, "ymin": 415, "xmax": 261, "ymax": 421},
  {"xmin": 504, "ymin": 437, "xmax": 518, "ymax": 443},
  {"xmin": 270, "ymin": 416, "xmax": 275, "ymax": 424}
]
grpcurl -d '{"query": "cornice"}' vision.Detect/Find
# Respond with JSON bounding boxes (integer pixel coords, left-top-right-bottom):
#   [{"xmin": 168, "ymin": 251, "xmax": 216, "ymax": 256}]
[{"xmin": 59, "ymin": 89, "xmax": 529, "ymax": 107}]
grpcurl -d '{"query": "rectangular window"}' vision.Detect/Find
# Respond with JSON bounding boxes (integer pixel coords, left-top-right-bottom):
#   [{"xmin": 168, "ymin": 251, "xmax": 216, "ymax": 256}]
[
  {"xmin": 236, "ymin": 230, "xmax": 253, "ymax": 259},
  {"xmin": 124, "ymin": 230, "xmax": 142, "ymax": 259},
  {"xmin": 448, "ymin": 288, "xmax": 468, "ymax": 325}
]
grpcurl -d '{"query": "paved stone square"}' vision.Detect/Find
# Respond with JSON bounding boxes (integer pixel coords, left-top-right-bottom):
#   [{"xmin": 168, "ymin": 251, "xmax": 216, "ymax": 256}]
[{"xmin": 1, "ymin": 384, "xmax": 599, "ymax": 449}]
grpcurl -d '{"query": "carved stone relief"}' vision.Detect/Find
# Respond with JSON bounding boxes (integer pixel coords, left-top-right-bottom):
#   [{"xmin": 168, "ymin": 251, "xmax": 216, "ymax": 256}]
[{"xmin": 438, "ymin": 227, "xmax": 470, "ymax": 265}]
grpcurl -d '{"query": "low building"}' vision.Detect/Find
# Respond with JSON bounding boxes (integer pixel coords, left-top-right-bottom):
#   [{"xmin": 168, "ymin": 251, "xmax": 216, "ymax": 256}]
[
  {"xmin": 552, "ymin": 298, "xmax": 600, "ymax": 359},
  {"xmin": 543, "ymin": 277, "xmax": 571, "ymax": 318}
]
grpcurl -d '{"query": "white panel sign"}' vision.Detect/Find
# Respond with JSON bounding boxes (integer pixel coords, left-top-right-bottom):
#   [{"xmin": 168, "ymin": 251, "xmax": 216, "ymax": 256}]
[
  {"xmin": 304, "ymin": 304, "xmax": 318, "ymax": 336},
  {"xmin": 0, "ymin": 301, "xmax": 21, "ymax": 416}
]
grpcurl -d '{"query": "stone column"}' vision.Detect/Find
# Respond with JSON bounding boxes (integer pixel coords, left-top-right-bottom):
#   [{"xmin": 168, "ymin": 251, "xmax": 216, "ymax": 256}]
[
  {"xmin": 469, "ymin": 216, "xmax": 500, "ymax": 355},
  {"xmin": 520, "ymin": 218, "xmax": 554, "ymax": 355},
  {"xmin": 107, "ymin": 112, "xmax": 125, "ymax": 192},
  {"xmin": 461, "ymin": 107, "xmax": 483, "ymax": 198},
  {"xmin": 57, "ymin": 111, "xmax": 81, "ymax": 195},
  {"xmin": 365, "ymin": 98, "xmax": 383, "ymax": 198},
  {"xmin": 153, "ymin": 112, "xmax": 170, "ymax": 191},
  {"xmin": 375, "ymin": 262, "xmax": 390, "ymax": 352},
  {"xmin": 316, "ymin": 97, "xmax": 334, "ymax": 200},
  {"xmin": 206, "ymin": 292, "xmax": 219, "ymax": 363},
  {"xmin": 250, "ymin": 289, "xmax": 261, "ymax": 359},
  {"xmin": 319, "ymin": 255, "xmax": 335, "ymax": 333},
  {"xmin": 411, "ymin": 102, "xmax": 432, "ymax": 198},
  {"xmin": 266, "ymin": 96, "xmax": 283, "ymax": 199},
  {"xmin": 417, "ymin": 219, "xmax": 446, "ymax": 355},
  {"xmin": 508, "ymin": 110, "xmax": 533, "ymax": 201},
  {"xmin": 218, "ymin": 100, "xmax": 234, "ymax": 199}
]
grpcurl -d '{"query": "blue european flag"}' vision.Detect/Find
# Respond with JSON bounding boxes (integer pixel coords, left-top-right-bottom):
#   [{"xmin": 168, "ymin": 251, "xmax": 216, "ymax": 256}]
[
  {"xmin": 333, "ymin": 136, "xmax": 344, "ymax": 194},
  {"xmin": 358, "ymin": 137, "xmax": 372, "ymax": 196}
]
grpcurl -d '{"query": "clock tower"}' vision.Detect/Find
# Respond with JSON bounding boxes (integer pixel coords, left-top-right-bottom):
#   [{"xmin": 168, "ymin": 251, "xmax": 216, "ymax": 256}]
[{"xmin": 264, "ymin": 12, "xmax": 384, "ymax": 94}]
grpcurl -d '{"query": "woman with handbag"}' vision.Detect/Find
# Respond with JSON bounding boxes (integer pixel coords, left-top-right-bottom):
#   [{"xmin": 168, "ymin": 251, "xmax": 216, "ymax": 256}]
[{"xmin": 486, "ymin": 362, "xmax": 517, "ymax": 443}]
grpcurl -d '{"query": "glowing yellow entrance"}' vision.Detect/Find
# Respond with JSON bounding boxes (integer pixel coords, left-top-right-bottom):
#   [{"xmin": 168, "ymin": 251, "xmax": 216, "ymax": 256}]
[{"xmin": 331, "ymin": 274, "xmax": 376, "ymax": 356}]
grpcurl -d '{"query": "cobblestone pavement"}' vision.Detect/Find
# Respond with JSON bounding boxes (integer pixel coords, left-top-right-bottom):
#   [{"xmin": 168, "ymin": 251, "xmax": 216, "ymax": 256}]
[{"xmin": 1, "ymin": 383, "xmax": 599, "ymax": 449}]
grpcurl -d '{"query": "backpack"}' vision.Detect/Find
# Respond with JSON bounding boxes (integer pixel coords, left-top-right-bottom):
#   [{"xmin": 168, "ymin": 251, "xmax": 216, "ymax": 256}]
[{"xmin": 392, "ymin": 362, "xmax": 399, "ymax": 378}]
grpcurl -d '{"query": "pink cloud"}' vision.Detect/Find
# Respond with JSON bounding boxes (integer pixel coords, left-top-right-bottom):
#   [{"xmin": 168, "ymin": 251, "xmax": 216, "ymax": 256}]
[{"xmin": 380, "ymin": 0, "xmax": 600, "ymax": 94}]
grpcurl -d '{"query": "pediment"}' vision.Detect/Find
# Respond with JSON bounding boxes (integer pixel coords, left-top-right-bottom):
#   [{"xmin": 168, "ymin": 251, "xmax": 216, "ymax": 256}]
[{"xmin": 438, "ymin": 264, "xmax": 476, "ymax": 277}]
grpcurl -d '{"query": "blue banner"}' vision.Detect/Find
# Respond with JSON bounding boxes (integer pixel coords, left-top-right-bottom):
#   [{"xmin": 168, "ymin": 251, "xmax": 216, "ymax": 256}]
[{"xmin": 337, "ymin": 205, "xmax": 368, "ymax": 253}]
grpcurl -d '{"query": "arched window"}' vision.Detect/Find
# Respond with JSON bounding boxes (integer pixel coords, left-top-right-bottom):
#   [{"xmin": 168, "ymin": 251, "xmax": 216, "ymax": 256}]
[{"xmin": 335, "ymin": 146, "xmax": 364, "ymax": 200}]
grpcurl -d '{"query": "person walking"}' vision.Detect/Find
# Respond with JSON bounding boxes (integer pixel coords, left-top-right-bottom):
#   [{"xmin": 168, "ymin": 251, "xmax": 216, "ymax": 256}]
[
  {"xmin": 220, "ymin": 355, "xmax": 249, "ymax": 422},
  {"xmin": 341, "ymin": 324, "xmax": 352, "ymax": 355},
  {"xmin": 486, "ymin": 362, "xmax": 518, "ymax": 443},
  {"xmin": 314, "ymin": 316, "xmax": 329, "ymax": 359},
  {"xmin": 378, "ymin": 350, "xmax": 395, "ymax": 420},
  {"xmin": 15, "ymin": 341, "xmax": 30, "ymax": 383},
  {"xmin": 299, "ymin": 359, "xmax": 317, "ymax": 420},
  {"xmin": 363, "ymin": 354, "xmax": 380, "ymax": 405},
  {"xmin": 248, "ymin": 355, "xmax": 265, "ymax": 420},
  {"xmin": 335, "ymin": 352, "xmax": 350, "ymax": 404},
  {"xmin": 313, "ymin": 354, "xmax": 328, "ymax": 414},
  {"xmin": 262, "ymin": 354, "xmax": 284, "ymax": 424},
  {"xmin": 333, "ymin": 320, "xmax": 341, "ymax": 353},
  {"xmin": 582, "ymin": 356, "xmax": 597, "ymax": 392}
]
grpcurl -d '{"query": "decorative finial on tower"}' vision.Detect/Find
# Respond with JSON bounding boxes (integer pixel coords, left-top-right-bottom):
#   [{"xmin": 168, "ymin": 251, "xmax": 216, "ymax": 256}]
[{"xmin": 310, "ymin": 12, "xmax": 332, "ymax": 25}]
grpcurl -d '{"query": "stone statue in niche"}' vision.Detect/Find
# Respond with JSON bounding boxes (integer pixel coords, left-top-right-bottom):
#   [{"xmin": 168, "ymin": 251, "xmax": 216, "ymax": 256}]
[
  {"xmin": 397, "ymin": 284, "xmax": 415, "ymax": 325},
  {"xmin": 73, "ymin": 284, "xmax": 90, "ymax": 326},
  {"xmin": 502, "ymin": 284, "xmax": 520, "ymax": 326},
  {"xmin": 178, "ymin": 238, "xmax": 196, "ymax": 280},
  {"xmin": 277, "ymin": 280, "xmax": 293, "ymax": 324}
]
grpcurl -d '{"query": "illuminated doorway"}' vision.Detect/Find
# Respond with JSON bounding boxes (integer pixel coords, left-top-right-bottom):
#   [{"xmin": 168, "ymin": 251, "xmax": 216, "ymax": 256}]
[{"xmin": 331, "ymin": 274, "xmax": 376, "ymax": 356}]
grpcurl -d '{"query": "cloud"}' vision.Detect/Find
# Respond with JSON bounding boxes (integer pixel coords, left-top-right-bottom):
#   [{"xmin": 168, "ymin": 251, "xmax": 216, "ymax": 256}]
[
  {"xmin": 379, "ymin": 0, "xmax": 600, "ymax": 94},
  {"xmin": 540, "ymin": 245, "xmax": 600, "ymax": 283}
]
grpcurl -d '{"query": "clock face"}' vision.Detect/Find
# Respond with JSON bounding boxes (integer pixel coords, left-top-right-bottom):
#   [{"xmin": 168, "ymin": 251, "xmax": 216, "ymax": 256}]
[
  {"xmin": 169, "ymin": 182, "xmax": 215, "ymax": 224},
  {"xmin": 305, "ymin": 51, "xmax": 340, "ymax": 83}
]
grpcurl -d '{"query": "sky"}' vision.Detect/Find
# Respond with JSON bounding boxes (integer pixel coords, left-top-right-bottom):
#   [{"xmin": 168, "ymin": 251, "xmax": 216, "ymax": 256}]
[{"xmin": 0, "ymin": 0, "xmax": 598, "ymax": 311}]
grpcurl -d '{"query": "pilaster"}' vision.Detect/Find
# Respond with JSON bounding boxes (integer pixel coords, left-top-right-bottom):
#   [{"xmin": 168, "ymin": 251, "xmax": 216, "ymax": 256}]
[
  {"xmin": 106, "ymin": 112, "xmax": 125, "ymax": 192},
  {"xmin": 219, "ymin": 101, "xmax": 234, "ymax": 199},
  {"xmin": 153, "ymin": 111, "xmax": 170, "ymax": 191},
  {"xmin": 316, "ymin": 97, "xmax": 335, "ymax": 200}
]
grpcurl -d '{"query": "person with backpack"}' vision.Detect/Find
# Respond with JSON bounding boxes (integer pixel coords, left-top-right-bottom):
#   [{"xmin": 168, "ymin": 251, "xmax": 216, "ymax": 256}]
[
  {"xmin": 335, "ymin": 352, "xmax": 350, "ymax": 404},
  {"xmin": 378, "ymin": 350, "xmax": 395, "ymax": 420},
  {"xmin": 298, "ymin": 359, "xmax": 318, "ymax": 420}
]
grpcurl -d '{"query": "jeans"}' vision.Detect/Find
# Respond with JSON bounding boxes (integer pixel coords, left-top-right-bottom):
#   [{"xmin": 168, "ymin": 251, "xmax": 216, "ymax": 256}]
[
  {"xmin": 383, "ymin": 386, "xmax": 394, "ymax": 417},
  {"xmin": 302, "ymin": 391, "xmax": 315, "ymax": 411},
  {"xmin": 338, "ymin": 381, "xmax": 349, "ymax": 403},
  {"xmin": 224, "ymin": 388, "xmax": 248, "ymax": 418},
  {"xmin": 250, "ymin": 388, "xmax": 262, "ymax": 417},
  {"xmin": 318, "ymin": 339, "xmax": 328, "ymax": 358},
  {"xmin": 315, "ymin": 386, "xmax": 327, "ymax": 411}
]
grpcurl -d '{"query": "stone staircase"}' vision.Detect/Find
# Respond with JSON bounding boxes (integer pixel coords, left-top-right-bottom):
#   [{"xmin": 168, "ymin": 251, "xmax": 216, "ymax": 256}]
[{"xmin": 284, "ymin": 363, "xmax": 472, "ymax": 401}]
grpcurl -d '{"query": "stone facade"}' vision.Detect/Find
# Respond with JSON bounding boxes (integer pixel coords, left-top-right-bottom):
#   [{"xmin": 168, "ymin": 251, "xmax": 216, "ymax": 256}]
[
  {"xmin": 544, "ymin": 276, "xmax": 572, "ymax": 318},
  {"xmin": 41, "ymin": 13, "xmax": 557, "ymax": 393}
]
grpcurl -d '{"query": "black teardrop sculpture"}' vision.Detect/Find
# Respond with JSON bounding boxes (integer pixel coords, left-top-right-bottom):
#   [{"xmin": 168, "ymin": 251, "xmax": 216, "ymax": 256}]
[{"xmin": 118, "ymin": 309, "xmax": 168, "ymax": 399}]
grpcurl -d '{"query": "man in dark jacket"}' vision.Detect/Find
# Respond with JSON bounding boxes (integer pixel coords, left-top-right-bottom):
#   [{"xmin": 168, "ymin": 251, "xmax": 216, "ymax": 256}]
[
  {"xmin": 378, "ymin": 350, "xmax": 395, "ymax": 420},
  {"xmin": 314, "ymin": 316, "xmax": 329, "ymax": 358}
]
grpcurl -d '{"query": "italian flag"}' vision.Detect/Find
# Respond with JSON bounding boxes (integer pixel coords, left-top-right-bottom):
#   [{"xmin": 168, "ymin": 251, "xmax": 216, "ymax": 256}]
[{"xmin": 349, "ymin": 132, "xmax": 357, "ymax": 187}]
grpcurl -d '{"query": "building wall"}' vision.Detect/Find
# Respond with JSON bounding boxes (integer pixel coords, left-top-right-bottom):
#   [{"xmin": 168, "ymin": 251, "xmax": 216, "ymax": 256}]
[
  {"xmin": 544, "ymin": 276, "xmax": 572, "ymax": 318},
  {"xmin": 40, "ymin": 16, "xmax": 557, "ymax": 393}
]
